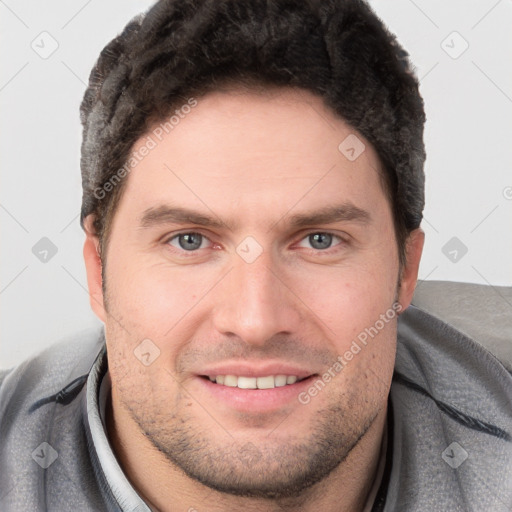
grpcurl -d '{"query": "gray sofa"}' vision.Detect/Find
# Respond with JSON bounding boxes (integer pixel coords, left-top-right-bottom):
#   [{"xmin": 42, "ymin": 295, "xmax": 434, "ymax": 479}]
[{"xmin": 412, "ymin": 280, "xmax": 512, "ymax": 372}]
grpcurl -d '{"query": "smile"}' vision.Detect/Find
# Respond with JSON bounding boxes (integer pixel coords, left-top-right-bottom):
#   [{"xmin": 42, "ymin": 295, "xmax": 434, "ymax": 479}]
[{"xmin": 206, "ymin": 375, "xmax": 307, "ymax": 389}]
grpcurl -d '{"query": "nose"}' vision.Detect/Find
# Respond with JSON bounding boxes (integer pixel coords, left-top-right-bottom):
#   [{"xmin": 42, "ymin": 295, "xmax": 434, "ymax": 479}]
[{"xmin": 212, "ymin": 247, "xmax": 300, "ymax": 347}]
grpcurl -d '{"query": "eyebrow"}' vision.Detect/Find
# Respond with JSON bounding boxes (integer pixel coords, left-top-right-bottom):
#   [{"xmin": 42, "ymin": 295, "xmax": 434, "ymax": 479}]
[
  {"xmin": 139, "ymin": 205, "xmax": 228, "ymax": 229},
  {"xmin": 139, "ymin": 202, "xmax": 371, "ymax": 231},
  {"xmin": 286, "ymin": 203, "xmax": 371, "ymax": 228}
]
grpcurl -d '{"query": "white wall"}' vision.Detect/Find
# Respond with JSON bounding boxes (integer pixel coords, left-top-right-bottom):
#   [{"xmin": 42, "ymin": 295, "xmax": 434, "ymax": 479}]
[{"xmin": 1, "ymin": 0, "xmax": 511, "ymax": 369}]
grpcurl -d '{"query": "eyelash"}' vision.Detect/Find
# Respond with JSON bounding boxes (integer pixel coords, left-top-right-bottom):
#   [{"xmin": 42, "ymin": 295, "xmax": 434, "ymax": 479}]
[{"xmin": 163, "ymin": 231, "xmax": 348, "ymax": 257}]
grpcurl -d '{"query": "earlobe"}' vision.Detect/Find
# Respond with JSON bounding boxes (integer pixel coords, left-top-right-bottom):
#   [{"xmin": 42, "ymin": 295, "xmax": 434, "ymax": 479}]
[
  {"xmin": 397, "ymin": 228, "xmax": 425, "ymax": 312},
  {"xmin": 83, "ymin": 215, "xmax": 107, "ymax": 322}
]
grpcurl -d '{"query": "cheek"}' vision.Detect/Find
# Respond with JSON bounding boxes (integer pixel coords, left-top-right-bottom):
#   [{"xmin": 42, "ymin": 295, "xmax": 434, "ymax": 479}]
[
  {"xmin": 300, "ymin": 266, "xmax": 398, "ymax": 406},
  {"xmin": 106, "ymin": 255, "xmax": 216, "ymax": 338},
  {"xmin": 291, "ymin": 261, "xmax": 398, "ymax": 342}
]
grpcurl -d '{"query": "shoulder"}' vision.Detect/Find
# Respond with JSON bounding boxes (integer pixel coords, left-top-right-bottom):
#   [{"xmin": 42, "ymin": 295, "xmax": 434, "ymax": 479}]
[
  {"xmin": 0, "ymin": 327, "xmax": 105, "ymax": 409},
  {"xmin": 396, "ymin": 283, "xmax": 512, "ymax": 431},
  {"xmin": 0, "ymin": 328, "xmax": 106, "ymax": 511},
  {"xmin": 0, "ymin": 327, "xmax": 105, "ymax": 436},
  {"xmin": 388, "ymin": 282, "xmax": 512, "ymax": 511}
]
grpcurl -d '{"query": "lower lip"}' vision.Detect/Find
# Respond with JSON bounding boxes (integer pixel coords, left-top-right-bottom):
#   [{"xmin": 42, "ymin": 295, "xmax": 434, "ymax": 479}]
[{"xmin": 196, "ymin": 376, "xmax": 316, "ymax": 412}]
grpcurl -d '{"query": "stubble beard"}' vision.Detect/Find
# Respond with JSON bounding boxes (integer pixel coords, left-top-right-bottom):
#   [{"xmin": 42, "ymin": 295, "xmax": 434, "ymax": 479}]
[{"xmin": 120, "ymin": 387, "xmax": 378, "ymax": 501}]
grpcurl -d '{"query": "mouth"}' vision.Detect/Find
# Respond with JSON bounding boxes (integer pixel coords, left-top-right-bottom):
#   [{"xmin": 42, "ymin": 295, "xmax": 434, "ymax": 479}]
[
  {"xmin": 200, "ymin": 374, "xmax": 311, "ymax": 389},
  {"xmin": 195, "ymin": 368, "xmax": 319, "ymax": 412}
]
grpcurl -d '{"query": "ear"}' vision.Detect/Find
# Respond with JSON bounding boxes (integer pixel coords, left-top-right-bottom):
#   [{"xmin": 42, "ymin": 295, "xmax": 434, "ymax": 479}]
[
  {"xmin": 83, "ymin": 215, "xmax": 107, "ymax": 323},
  {"xmin": 397, "ymin": 228, "xmax": 425, "ymax": 311}
]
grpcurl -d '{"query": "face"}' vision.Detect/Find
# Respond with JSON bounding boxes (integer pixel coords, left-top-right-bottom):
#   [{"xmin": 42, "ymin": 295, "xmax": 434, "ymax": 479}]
[{"xmin": 84, "ymin": 87, "xmax": 423, "ymax": 499}]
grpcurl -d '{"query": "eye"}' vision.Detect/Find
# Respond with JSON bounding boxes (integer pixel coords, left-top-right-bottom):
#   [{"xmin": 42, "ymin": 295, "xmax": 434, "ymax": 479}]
[
  {"xmin": 297, "ymin": 232, "xmax": 344, "ymax": 251},
  {"xmin": 167, "ymin": 232, "xmax": 211, "ymax": 251}
]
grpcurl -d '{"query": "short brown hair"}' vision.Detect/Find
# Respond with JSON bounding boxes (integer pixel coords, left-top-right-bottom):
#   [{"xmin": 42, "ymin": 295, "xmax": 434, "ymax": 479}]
[{"xmin": 80, "ymin": 0, "xmax": 426, "ymax": 267}]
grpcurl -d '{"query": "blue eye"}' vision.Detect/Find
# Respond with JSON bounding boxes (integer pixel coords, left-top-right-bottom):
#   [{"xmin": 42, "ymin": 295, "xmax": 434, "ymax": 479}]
[
  {"xmin": 298, "ymin": 232, "xmax": 343, "ymax": 251},
  {"xmin": 168, "ymin": 233, "xmax": 209, "ymax": 251}
]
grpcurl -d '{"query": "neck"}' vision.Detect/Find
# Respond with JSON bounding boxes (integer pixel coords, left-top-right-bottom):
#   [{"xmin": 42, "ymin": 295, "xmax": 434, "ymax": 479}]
[{"xmin": 106, "ymin": 390, "xmax": 387, "ymax": 512}]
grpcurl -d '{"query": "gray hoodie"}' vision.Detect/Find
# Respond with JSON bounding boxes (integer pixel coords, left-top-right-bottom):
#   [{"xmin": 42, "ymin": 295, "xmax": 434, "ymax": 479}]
[{"xmin": 1, "ymin": 304, "xmax": 511, "ymax": 511}]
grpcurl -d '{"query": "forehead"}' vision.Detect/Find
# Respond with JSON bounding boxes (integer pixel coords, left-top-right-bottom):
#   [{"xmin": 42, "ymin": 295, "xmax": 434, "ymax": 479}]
[{"xmin": 116, "ymin": 87, "xmax": 388, "ymax": 229}]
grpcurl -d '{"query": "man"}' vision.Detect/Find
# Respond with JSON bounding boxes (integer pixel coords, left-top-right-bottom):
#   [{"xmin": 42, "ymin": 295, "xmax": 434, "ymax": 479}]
[{"xmin": 1, "ymin": 0, "xmax": 511, "ymax": 511}]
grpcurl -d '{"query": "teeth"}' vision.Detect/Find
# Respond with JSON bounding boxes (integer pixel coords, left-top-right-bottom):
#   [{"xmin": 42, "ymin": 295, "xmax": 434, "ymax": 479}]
[
  {"xmin": 275, "ymin": 375, "xmax": 288, "ymax": 387},
  {"xmin": 224, "ymin": 375, "xmax": 238, "ymax": 387},
  {"xmin": 256, "ymin": 376, "xmax": 275, "ymax": 389},
  {"xmin": 210, "ymin": 374, "xmax": 302, "ymax": 389},
  {"xmin": 238, "ymin": 376, "xmax": 257, "ymax": 389}
]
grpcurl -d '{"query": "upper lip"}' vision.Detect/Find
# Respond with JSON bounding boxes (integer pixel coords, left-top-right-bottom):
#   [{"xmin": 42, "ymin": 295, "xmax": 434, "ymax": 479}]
[{"xmin": 197, "ymin": 361, "xmax": 316, "ymax": 379}]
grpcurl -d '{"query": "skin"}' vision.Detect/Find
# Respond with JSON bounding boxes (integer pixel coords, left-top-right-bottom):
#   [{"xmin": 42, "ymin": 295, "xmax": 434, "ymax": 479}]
[{"xmin": 83, "ymin": 86, "xmax": 424, "ymax": 512}]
